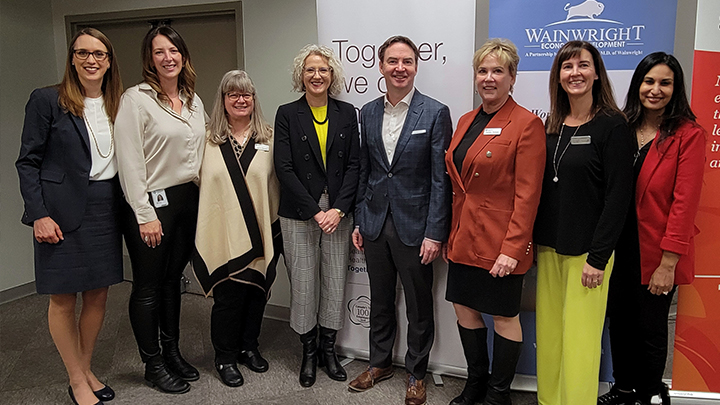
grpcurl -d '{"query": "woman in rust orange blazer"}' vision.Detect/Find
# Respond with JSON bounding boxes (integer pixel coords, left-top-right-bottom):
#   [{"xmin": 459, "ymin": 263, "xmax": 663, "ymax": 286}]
[
  {"xmin": 444, "ymin": 38, "xmax": 546, "ymax": 405},
  {"xmin": 601, "ymin": 52, "xmax": 706, "ymax": 405}
]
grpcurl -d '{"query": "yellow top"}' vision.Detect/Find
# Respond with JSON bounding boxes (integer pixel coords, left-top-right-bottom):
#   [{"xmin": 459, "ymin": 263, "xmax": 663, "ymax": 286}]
[{"xmin": 310, "ymin": 105, "xmax": 328, "ymax": 166}]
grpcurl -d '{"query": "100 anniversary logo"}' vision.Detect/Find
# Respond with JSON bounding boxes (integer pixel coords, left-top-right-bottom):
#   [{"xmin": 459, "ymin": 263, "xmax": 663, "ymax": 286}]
[{"xmin": 347, "ymin": 296, "xmax": 371, "ymax": 328}]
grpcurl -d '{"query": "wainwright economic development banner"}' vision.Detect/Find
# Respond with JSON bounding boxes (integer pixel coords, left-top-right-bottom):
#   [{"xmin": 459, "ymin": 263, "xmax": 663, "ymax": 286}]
[
  {"xmin": 316, "ymin": 0, "xmax": 476, "ymax": 375},
  {"xmin": 488, "ymin": 0, "xmax": 678, "ymax": 382},
  {"xmin": 671, "ymin": 0, "xmax": 720, "ymax": 399}
]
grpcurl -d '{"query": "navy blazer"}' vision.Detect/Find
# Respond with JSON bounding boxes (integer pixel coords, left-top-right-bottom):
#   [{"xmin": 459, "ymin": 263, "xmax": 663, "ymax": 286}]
[
  {"xmin": 274, "ymin": 95, "xmax": 360, "ymax": 220},
  {"xmin": 16, "ymin": 86, "xmax": 92, "ymax": 232},
  {"xmin": 355, "ymin": 91, "xmax": 452, "ymax": 246}
]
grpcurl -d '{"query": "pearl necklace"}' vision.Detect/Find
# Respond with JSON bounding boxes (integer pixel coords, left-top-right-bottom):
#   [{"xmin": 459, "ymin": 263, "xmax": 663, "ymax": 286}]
[{"xmin": 83, "ymin": 113, "xmax": 114, "ymax": 159}]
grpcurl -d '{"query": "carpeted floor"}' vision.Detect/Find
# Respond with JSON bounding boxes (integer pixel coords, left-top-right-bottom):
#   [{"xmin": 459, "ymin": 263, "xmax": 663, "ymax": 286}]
[{"xmin": 0, "ymin": 282, "xmax": 539, "ymax": 405}]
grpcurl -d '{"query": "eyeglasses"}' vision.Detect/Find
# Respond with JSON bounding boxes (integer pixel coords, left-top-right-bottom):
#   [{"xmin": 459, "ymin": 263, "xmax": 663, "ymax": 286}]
[
  {"xmin": 304, "ymin": 67, "xmax": 332, "ymax": 76},
  {"xmin": 73, "ymin": 49, "xmax": 110, "ymax": 61},
  {"xmin": 226, "ymin": 93, "xmax": 253, "ymax": 102}
]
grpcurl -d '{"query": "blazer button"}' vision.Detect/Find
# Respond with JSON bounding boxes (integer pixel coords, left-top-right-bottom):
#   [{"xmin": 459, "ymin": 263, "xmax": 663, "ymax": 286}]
[
  {"xmin": 340, "ymin": 133, "xmax": 346, "ymax": 139},
  {"xmin": 338, "ymin": 151, "xmax": 344, "ymax": 157},
  {"xmin": 304, "ymin": 154, "xmax": 310, "ymax": 161},
  {"xmin": 474, "ymin": 172, "xmax": 479, "ymax": 177},
  {"xmin": 336, "ymin": 170, "xmax": 340, "ymax": 176},
  {"xmin": 306, "ymin": 173, "xmax": 312, "ymax": 179},
  {"xmin": 387, "ymin": 172, "xmax": 393, "ymax": 178},
  {"xmin": 486, "ymin": 151, "xmax": 492, "ymax": 158},
  {"xmin": 301, "ymin": 135, "xmax": 307, "ymax": 141}
]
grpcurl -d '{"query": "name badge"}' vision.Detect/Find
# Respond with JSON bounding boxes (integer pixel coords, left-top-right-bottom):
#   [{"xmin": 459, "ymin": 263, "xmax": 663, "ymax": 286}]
[
  {"xmin": 483, "ymin": 128, "xmax": 502, "ymax": 136},
  {"xmin": 151, "ymin": 189, "xmax": 169, "ymax": 208},
  {"xmin": 255, "ymin": 143, "xmax": 270, "ymax": 152},
  {"xmin": 411, "ymin": 129, "xmax": 427, "ymax": 135},
  {"xmin": 570, "ymin": 135, "xmax": 591, "ymax": 145}
]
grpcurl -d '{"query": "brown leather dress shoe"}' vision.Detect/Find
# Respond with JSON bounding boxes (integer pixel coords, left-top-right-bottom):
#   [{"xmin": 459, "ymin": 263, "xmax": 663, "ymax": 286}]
[
  {"xmin": 405, "ymin": 373, "xmax": 427, "ymax": 405},
  {"xmin": 347, "ymin": 365, "xmax": 394, "ymax": 392}
]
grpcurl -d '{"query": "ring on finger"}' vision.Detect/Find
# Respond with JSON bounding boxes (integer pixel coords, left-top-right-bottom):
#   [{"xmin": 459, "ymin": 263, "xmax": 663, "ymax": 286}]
[{"xmin": 144, "ymin": 236, "xmax": 149, "ymax": 242}]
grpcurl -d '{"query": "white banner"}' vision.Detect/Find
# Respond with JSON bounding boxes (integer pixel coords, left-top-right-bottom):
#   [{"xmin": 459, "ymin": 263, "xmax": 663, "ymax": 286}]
[{"xmin": 317, "ymin": 0, "xmax": 476, "ymax": 375}]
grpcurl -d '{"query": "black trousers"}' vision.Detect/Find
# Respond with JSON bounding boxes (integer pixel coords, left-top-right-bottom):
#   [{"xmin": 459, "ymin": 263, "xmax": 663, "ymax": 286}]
[
  {"xmin": 123, "ymin": 182, "xmax": 199, "ymax": 361},
  {"xmin": 364, "ymin": 213, "xmax": 435, "ymax": 379},
  {"xmin": 211, "ymin": 280, "xmax": 267, "ymax": 364},
  {"xmin": 607, "ymin": 262, "xmax": 676, "ymax": 397}
]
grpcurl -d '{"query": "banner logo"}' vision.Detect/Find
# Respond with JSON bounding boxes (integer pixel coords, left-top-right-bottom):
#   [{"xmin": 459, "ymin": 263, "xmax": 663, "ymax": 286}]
[
  {"xmin": 558, "ymin": 1, "xmax": 610, "ymax": 24},
  {"xmin": 489, "ymin": 0, "xmax": 677, "ymax": 71},
  {"xmin": 347, "ymin": 296, "xmax": 371, "ymax": 328}
]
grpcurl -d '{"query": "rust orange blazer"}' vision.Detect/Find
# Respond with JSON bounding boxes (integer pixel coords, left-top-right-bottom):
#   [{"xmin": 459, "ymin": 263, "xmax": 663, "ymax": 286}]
[
  {"xmin": 636, "ymin": 121, "xmax": 706, "ymax": 285},
  {"xmin": 445, "ymin": 97, "xmax": 546, "ymax": 275}
]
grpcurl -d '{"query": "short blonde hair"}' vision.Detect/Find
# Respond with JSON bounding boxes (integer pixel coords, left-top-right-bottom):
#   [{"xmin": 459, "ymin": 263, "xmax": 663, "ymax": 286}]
[
  {"xmin": 473, "ymin": 38, "xmax": 520, "ymax": 78},
  {"xmin": 291, "ymin": 44, "xmax": 345, "ymax": 97},
  {"xmin": 208, "ymin": 70, "xmax": 272, "ymax": 145}
]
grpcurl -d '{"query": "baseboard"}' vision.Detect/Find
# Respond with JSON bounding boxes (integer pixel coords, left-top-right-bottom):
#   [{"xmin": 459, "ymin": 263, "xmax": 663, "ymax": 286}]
[
  {"xmin": 0, "ymin": 281, "xmax": 36, "ymax": 304},
  {"xmin": 264, "ymin": 303, "xmax": 290, "ymax": 322}
]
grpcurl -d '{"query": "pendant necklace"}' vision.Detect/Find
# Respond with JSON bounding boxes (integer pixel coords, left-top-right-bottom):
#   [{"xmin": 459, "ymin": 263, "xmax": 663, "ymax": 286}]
[
  {"xmin": 83, "ymin": 112, "xmax": 114, "ymax": 159},
  {"xmin": 552, "ymin": 123, "xmax": 580, "ymax": 183}
]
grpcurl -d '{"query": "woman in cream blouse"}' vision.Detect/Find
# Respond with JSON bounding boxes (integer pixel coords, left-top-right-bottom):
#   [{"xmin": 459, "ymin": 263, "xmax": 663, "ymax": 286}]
[{"xmin": 115, "ymin": 25, "xmax": 206, "ymax": 395}]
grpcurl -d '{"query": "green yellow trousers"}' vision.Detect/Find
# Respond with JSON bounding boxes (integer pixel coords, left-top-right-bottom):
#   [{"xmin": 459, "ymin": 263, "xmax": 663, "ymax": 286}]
[{"xmin": 536, "ymin": 245, "xmax": 614, "ymax": 405}]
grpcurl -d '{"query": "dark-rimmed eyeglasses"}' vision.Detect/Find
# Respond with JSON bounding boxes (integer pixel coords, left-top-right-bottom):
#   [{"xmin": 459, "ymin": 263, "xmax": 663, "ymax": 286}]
[
  {"xmin": 226, "ymin": 93, "xmax": 253, "ymax": 102},
  {"xmin": 73, "ymin": 49, "xmax": 110, "ymax": 61}
]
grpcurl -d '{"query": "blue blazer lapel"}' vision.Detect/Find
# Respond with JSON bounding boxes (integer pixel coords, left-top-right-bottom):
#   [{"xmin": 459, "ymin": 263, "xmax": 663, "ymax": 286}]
[
  {"xmin": 367, "ymin": 98, "xmax": 390, "ymax": 170},
  {"xmin": 390, "ymin": 91, "xmax": 424, "ymax": 169},
  {"xmin": 298, "ymin": 97, "xmax": 326, "ymax": 172},
  {"xmin": 70, "ymin": 114, "xmax": 91, "ymax": 157}
]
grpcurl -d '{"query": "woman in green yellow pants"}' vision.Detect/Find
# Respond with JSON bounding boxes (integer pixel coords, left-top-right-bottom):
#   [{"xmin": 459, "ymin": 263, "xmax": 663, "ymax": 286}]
[{"xmin": 533, "ymin": 41, "xmax": 634, "ymax": 405}]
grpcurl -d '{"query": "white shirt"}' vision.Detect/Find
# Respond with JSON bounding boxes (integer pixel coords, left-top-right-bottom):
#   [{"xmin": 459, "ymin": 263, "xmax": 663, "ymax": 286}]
[
  {"xmin": 382, "ymin": 88, "xmax": 415, "ymax": 163},
  {"xmin": 84, "ymin": 97, "xmax": 117, "ymax": 181},
  {"xmin": 115, "ymin": 83, "xmax": 207, "ymax": 224}
]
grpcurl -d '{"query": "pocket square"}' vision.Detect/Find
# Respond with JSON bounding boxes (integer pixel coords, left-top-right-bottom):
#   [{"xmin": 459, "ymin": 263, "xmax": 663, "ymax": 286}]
[{"xmin": 411, "ymin": 129, "xmax": 427, "ymax": 135}]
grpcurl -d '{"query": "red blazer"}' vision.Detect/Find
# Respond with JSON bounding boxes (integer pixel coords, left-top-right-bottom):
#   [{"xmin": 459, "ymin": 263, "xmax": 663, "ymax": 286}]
[
  {"xmin": 636, "ymin": 121, "xmax": 706, "ymax": 285},
  {"xmin": 445, "ymin": 97, "xmax": 546, "ymax": 274}
]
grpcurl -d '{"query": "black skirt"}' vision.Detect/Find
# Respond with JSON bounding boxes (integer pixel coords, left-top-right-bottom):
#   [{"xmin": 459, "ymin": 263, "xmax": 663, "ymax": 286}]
[
  {"xmin": 445, "ymin": 260, "xmax": 524, "ymax": 317},
  {"xmin": 34, "ymin": 178, "xmax": 123, "ymax": 294}
]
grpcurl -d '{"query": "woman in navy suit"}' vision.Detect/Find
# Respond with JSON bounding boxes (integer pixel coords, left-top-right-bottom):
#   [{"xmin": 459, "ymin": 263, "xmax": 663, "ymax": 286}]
[
  {"xmin": 274, "ymin": 44, "xmax": 359, "ymax": 387},
  {"xmin": 599, "ymin": 52, "xmax": 706, "ymax": 405},
  {"xmin": 16, "ymin": 28, "xmax": 123, "ymax": 405}
]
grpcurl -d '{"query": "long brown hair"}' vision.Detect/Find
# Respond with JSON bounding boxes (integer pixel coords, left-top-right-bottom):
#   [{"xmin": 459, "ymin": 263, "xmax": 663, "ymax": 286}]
[
  {"xmin": 58, "ymin": 28, "xmax": 123, "ymax": 123},
  {"xmin": 546, "ymin": 41, "xmax": 621, "ymax": 134},
  {"xmin": 141, "ymin": 25, "xmax": 196, "ymax": 107}
]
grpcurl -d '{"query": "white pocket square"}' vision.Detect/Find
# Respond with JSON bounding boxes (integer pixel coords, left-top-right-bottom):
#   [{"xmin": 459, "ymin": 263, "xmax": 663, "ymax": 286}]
[{"xmin": 411, "ymin": 129, "xmax": 427, "ymax": 135}]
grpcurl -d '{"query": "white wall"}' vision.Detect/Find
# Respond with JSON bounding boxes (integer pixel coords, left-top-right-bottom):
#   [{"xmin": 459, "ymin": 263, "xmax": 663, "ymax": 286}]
[
  {"xmin": 0, "ymin": 0, "xmax": 57, "ymax": 293},
  {"xmin": 0, "ymin": 0, "xmax": 701, "ymax": 306}
]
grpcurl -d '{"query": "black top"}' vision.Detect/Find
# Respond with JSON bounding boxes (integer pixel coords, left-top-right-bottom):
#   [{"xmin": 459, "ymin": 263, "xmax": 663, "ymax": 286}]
[
  {"xmin": 534, "ymin": 112, "xmax": 634, "ymax": 269},
  {"xmin": 614, "ymin": 139, "xmax": 653, "ymax": 271},
  {"xmin": 453, "ymin": 108, "xmax": 497, "ymax": 173}
]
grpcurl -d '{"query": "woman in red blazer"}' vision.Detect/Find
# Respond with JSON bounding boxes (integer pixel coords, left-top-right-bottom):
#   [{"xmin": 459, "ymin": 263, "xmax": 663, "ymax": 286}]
[
  {"xmin": 444, "ymin": 38, "xmax": 546, "ymax": 405},
  {"xmin": 600, "ymin": 52, "xmax": 706, "ymax": 405}
]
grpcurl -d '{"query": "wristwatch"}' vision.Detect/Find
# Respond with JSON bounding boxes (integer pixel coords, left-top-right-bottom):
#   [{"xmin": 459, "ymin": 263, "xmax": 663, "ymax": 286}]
[{"xmin": 334, "ymin": 208, "xmax": 345, "ymax": 218}]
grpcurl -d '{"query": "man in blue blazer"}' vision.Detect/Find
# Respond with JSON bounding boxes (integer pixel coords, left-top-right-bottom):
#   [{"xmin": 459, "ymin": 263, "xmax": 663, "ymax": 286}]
[{"xmin": 349, "ymin": 35, "xmax": 452, "ymax": 405}]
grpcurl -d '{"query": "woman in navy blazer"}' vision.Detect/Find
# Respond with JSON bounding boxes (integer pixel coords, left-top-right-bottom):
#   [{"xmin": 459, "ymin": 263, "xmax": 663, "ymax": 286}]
[
  {"xmin": 274, "ymin": 44, "xmax": 359, "ymax": 387},
  {"xmin": 600, "ymin": 52, "xmax": 706, "ymax": 405},
  {"xmin": 16, "ymin": 28, "xmax": 123, "ymax": 405}
]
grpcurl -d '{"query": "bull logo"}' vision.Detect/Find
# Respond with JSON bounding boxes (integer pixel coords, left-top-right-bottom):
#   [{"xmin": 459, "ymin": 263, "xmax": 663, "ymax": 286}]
[{"xmin": 564, "ymin": 0, "xmax": 605, "ymax": 20}]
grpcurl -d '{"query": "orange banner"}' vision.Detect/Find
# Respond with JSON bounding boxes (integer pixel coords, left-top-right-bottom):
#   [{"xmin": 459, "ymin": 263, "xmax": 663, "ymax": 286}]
[{"xmin": 671, "ymin": 44, "xmax": 720, "ymax": 392}]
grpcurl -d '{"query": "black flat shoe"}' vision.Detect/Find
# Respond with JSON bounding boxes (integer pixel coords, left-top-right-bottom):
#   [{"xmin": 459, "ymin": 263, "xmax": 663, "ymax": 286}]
[
  {"xmin": 238, "ymin": 350, "xmax": 269, "ymax": 373},
  {"xmin": 215, "ymin": 362, "xmax": 244, "ymax": 387},
  {"xmin": 68, "ymin": 386, "xmax": 104, "ymax": 405},
  {"xmin": 93, "ymin": 384, "xmax": 115, "ymax": 401}
]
